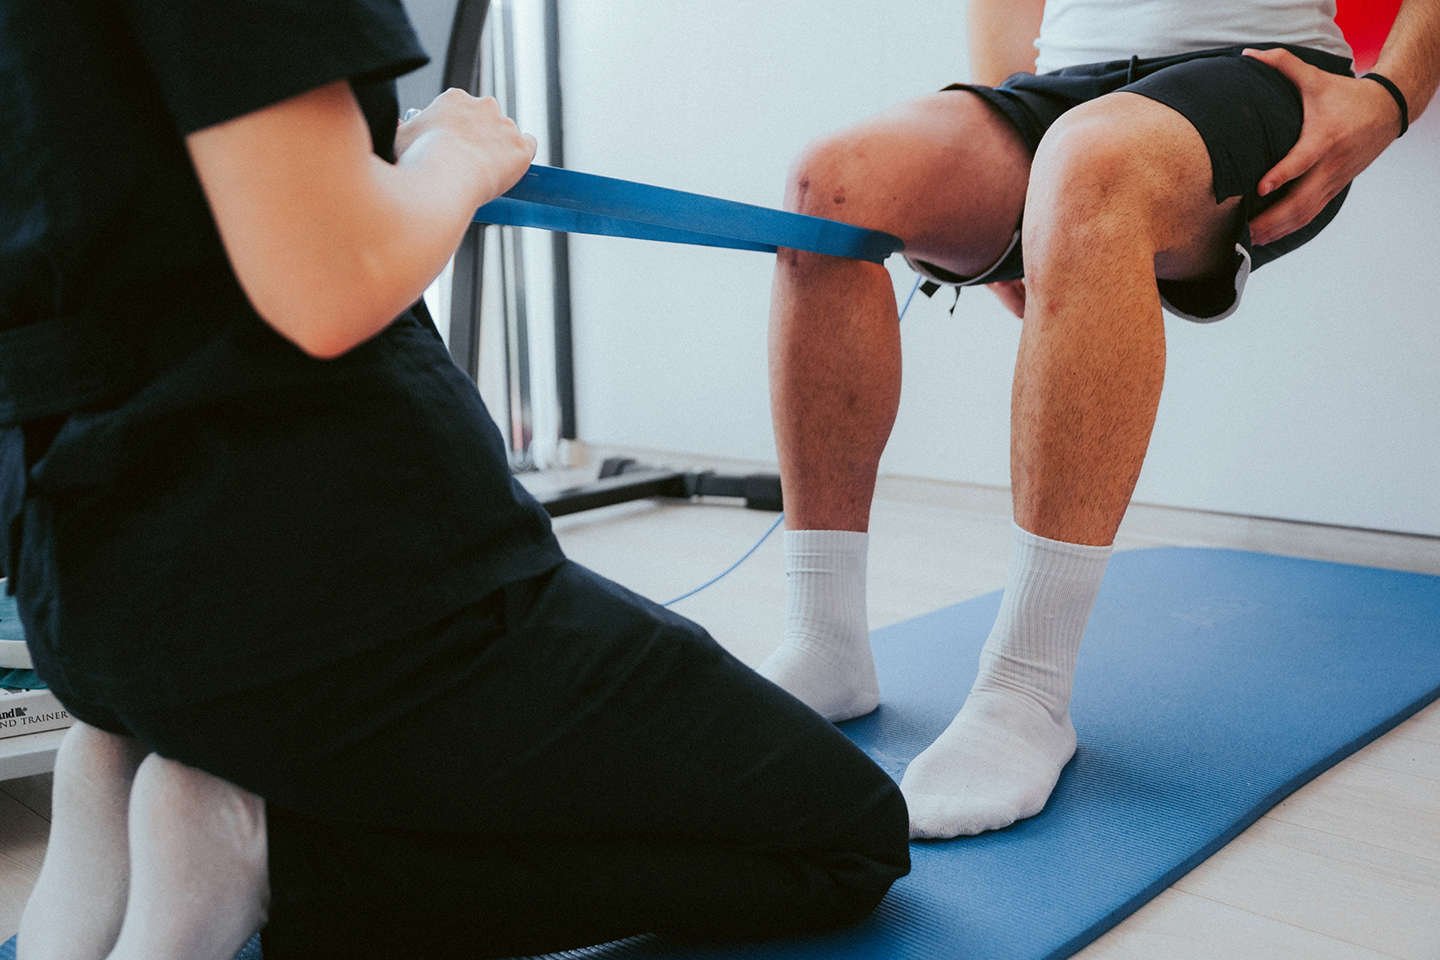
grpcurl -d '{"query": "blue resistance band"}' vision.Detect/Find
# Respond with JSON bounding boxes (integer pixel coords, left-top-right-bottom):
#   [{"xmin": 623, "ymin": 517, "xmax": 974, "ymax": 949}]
[{"xmin": 475, "ymin": 165, "xmax": 904, "ymax": 263}]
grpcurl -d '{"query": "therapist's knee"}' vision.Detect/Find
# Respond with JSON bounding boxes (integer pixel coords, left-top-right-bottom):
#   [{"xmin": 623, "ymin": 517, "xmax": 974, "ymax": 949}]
[{"xmin": 814, "ymin": 774, "xmax": 911, "ymax": 929}]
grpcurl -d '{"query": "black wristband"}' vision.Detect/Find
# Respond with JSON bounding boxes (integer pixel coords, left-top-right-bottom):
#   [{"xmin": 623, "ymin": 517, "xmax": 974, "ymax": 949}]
[{"xmin": 1362, "ymin": 71, "xmax": 1410, "ymax": 137}]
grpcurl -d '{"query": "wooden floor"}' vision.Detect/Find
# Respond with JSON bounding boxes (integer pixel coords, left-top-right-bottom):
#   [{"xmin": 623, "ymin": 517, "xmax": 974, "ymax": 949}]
[
  {"xmin": 0, "ymin": 462, "xmax": 1436, "ymax": 954},
  {"xmin": 0, "ymin": 769, "xmax": 51, "ymax": 944}
]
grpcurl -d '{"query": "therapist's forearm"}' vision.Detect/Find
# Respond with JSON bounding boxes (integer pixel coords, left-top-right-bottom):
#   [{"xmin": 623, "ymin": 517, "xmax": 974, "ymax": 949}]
[{"xmin": 188, "ymin": 82, "xmax": 534, "ymax": 359}]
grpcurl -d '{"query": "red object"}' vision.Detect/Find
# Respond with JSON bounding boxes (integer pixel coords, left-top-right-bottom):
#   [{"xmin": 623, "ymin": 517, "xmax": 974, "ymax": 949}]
[{"xmin": 1334, "ymin": 0, "xmax": 1402, "ymax": 71}]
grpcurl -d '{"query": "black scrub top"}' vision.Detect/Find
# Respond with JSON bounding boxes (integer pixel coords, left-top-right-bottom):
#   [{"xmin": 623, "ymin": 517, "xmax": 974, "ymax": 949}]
[{"xmin": 0, "ymin": 0, "xmax": 564, "ymax": 707}]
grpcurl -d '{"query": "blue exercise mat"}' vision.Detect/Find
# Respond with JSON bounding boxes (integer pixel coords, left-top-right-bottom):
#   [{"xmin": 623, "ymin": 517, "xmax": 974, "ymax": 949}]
[
  {"xmin": 5, "ymin": 547, "xmax": 1437, "ymax": 960},
  {"xmin": 474, "ymin": 165, "xmax": 905, "ymax": 264},
  {"xmin": 0, "ymin": 935, "xmax": 259, "ymax": 959},
  {"xmin": 498, "ymin": 547, "xmax": 1440, "ymax": 960}
]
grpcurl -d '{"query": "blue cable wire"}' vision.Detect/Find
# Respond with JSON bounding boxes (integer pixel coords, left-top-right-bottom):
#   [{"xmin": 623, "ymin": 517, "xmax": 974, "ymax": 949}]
[
  {"xmin": 662, "ymin": 511, "xmax": 787, "ymax": 606},
  {"xmin": 897, "ymin": 269, "xmax": 924, "ymax": 321},
  {"xmin": 663, "ymin": 274, "xmax": 926, "ymax": 606}
]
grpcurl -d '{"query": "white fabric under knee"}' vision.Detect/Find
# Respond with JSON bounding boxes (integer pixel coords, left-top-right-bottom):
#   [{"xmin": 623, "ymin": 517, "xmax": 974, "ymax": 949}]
[
  {"xmin": 902, "ymin": 522, "xmax": 1112, "ymax": 838},
  {"xmin": 757, "ymin": 529, "xmax": 878, "ymax": 722}
]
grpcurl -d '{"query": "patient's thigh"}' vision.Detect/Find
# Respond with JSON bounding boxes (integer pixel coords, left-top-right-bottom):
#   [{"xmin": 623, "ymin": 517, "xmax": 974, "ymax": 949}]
[{"xmin": 788, "ymin": 89, "xmax": 1032, "ymax": 280}]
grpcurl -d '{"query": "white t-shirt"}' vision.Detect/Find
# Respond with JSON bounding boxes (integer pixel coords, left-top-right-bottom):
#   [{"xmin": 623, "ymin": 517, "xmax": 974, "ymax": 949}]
[{"xmin": 1033, "ymin": 0, "xmax": 1353, "ymax": 74}]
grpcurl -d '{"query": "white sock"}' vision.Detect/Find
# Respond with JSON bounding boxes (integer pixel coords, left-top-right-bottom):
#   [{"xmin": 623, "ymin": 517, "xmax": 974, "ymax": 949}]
[
  {"xmin": 757, "ymin": 529, "xmax": 879, "ymax": 722},
  {"xmin": 18, "ymin": 724, "xmax": 149, "ymax": 960},
  {"xmin": 902, "ymin": 522, "xmax": 1111, "ymax": 839},
  {"xmin": 106, "ymin": 755, "xmax": 269, "ymax": 960}
]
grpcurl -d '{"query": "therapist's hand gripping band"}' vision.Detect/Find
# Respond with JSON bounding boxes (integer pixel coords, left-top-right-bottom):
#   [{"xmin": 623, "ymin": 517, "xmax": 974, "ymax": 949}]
[{"xmin": 474, "ymin": 165, "xmax": 905, "ymax": 264}]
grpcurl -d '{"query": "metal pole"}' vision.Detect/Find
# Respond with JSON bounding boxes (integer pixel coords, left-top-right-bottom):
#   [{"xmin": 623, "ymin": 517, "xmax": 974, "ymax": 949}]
[
  {"xmin": 497, "ymin": 0, "xmax": 534, "ymax": 470},
  {"xmin": 544, "ymin": 0, "xmax": 577, "ymax": 441},
  {"xmin": 441, "ymin": 0, "xmax": 491, "ymax": 381}
]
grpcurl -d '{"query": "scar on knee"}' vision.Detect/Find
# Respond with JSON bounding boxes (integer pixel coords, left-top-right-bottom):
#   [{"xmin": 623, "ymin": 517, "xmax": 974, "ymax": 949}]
[{"xmin": 832, "ymin": 188, "xmax": 846, "ymax": 206}]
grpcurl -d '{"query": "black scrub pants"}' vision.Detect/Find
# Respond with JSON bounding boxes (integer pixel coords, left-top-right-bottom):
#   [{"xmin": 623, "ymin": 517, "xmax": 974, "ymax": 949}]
[{"xmin": 99, "ymin": 560, "xmax": 910, "ymax": 960}]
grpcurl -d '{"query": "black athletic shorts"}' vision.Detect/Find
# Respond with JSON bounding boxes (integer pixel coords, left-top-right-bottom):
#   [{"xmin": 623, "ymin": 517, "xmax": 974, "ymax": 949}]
[{"xmin": 907, "ymin": 44, "xmax": 1355, "ymax": 321}]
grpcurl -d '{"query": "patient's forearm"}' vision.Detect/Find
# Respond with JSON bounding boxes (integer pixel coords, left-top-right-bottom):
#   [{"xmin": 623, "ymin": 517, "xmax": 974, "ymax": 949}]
[
  {"xmin": 968, "ymin": 0, "xmax": 1046, "ymax": 85},
  {"xmin": 1371, "ymin": 0, "xmax": 1440, "ymax": 122}
]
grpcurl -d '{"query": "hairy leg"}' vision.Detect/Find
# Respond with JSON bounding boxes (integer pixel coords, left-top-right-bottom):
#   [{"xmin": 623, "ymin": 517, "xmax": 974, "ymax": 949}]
[
  {"xmin": 770, "ymin": 90, "xmax": 1031, "ymax": 534},
  {"xmin": 761, "ymin": 92, "xmax": 1031, "ymax": 720},
  {"xmin": 18, "ymin": 723, "xmax": 150, "ymax": 960},
  {"xmin": 904, "ymin": 93, "xmax": 1245, "ymax": 838},
  {"xmin": 1012, "ymin": 94, "xmax": 1242, "ymax": 544}
]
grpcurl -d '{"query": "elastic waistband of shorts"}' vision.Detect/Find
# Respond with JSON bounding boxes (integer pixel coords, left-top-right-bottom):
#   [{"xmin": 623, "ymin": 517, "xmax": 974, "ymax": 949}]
[{"xmin": 1038, "ymin": 43, "xmax": 1354, "ymax": 81}]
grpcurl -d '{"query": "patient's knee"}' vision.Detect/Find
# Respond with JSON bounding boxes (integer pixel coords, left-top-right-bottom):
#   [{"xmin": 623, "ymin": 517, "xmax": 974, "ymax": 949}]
[
  {"xmin": 1037, "ymin": 114, "xmax": 1152, "ymax": 215},
  {"xmin": 784, "ymin": 131, "xmax": 891, "ymax": 226},
  {"xmin": 1024, "ymin": 119, "xmax": 1171, "ymax": 281}
]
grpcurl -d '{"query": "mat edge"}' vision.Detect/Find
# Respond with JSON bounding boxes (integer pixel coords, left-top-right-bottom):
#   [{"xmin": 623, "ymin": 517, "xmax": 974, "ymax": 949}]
[{"xmin": 1047, "ymin": 679, "xmax": 1440, "ymax": 959}]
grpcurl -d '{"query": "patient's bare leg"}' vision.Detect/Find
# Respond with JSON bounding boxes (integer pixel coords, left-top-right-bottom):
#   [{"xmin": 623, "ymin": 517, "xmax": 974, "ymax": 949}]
[
  {"xmin": 903, "ymin": 93, "xmax": 1244, "ymax": 838},
  {"xmin": 761, "ymin": 90, "xmax": 1030, "ymax": 721}
]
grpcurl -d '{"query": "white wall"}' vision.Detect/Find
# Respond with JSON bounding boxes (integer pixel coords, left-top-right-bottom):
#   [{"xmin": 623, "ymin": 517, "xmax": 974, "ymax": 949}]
[{"xmin": 558, "ymin": 0, "xmax": 1440, "ymax": 536}]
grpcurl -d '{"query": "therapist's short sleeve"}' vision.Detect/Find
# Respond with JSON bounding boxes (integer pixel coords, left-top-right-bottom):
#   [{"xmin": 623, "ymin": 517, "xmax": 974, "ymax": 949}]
[{"xmin": 120, "ymin": 0, "xmax": 429, "ymax": 134}]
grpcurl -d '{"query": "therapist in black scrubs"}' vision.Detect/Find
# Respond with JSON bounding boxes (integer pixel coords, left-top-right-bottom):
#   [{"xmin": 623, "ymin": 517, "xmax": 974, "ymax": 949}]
[{"xmin": 0, "ymin": 2, "xmax": 909, "ymax": 959}]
